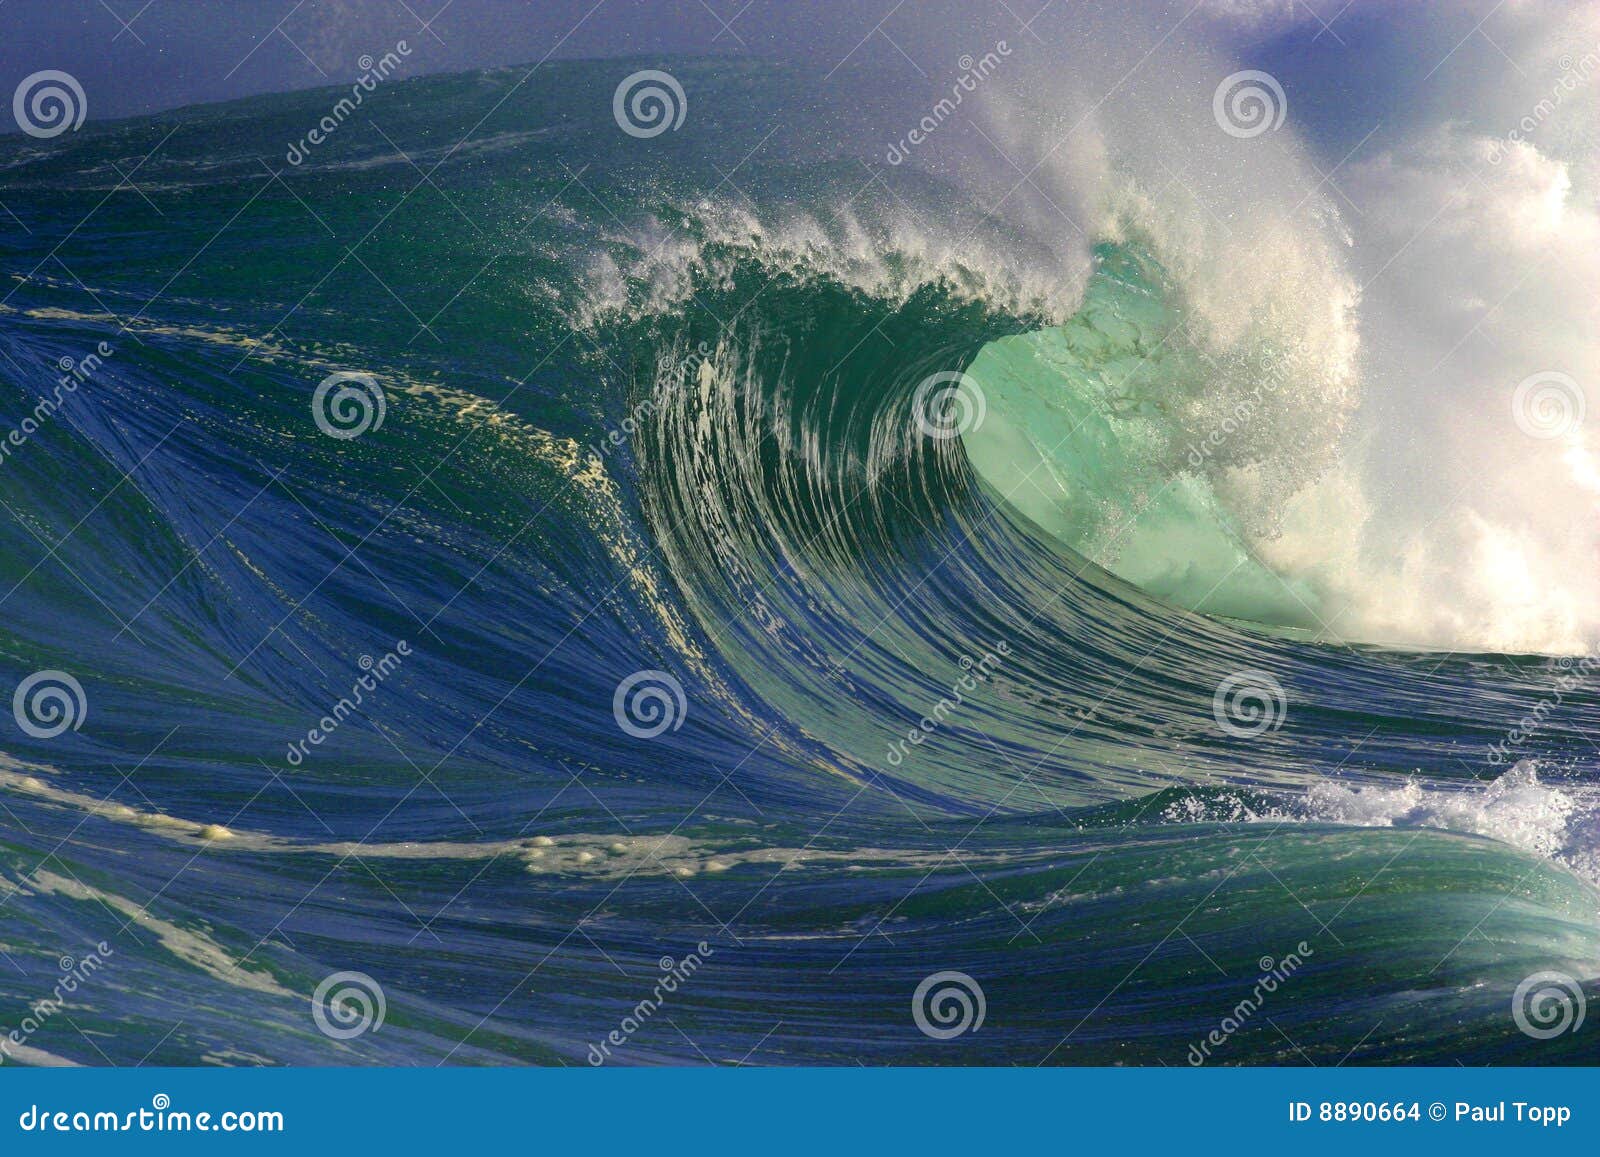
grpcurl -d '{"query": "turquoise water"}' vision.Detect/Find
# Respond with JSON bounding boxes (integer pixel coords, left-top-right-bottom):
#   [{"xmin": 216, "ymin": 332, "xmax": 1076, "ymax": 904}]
[{"xmin": 0, "ymin": 59, "xmax": 1595, "ymax": 1066}]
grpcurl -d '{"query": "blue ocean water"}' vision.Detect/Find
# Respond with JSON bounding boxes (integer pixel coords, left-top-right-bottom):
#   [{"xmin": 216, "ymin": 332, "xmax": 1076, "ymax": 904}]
[{"xmin": 0, "ymin": 54, "xmax": 1595, "ymax": 1067}]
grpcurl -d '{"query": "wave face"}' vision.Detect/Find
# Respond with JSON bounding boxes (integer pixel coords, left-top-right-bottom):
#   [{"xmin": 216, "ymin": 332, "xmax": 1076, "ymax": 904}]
[{"xmin": 0, "ymin": 34, "xmax": 1598, "ymax": 1066}]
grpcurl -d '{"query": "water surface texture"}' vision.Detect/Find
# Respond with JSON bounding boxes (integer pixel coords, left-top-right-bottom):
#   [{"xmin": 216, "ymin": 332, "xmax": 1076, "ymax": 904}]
[{"xmin": 1, "ymin": 20, "xmax": 1598, "ymax": 1066}]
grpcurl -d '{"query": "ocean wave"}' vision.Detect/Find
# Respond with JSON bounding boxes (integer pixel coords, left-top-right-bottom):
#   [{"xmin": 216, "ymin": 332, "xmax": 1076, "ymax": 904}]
[{"xmin": 0, "ymin": 37, "xmax": 1597, "ymax": 1067}]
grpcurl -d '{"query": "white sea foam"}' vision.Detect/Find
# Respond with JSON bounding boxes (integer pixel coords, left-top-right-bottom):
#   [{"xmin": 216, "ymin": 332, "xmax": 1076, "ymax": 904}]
[
  {"xmin": 957, "ymin": 1, "xmax": 1600, "ymax": 655},
  {"xmin": 1298, "ymin": 761, "xmax": 1600, "ymax": 886},
  {"xmin": 1158, "ymin": 761, "xmax": 1600, "ymax": 888}
]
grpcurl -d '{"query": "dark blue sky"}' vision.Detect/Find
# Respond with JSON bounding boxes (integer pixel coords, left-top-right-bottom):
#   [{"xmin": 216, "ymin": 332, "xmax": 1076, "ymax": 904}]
[
  {"xmin": 0, "ymin": 0, "xmax": 1539, "ymax": 148},
  {"xmin": 1, "ymin": 0, "xmax": 781, "ymax": 124}
]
